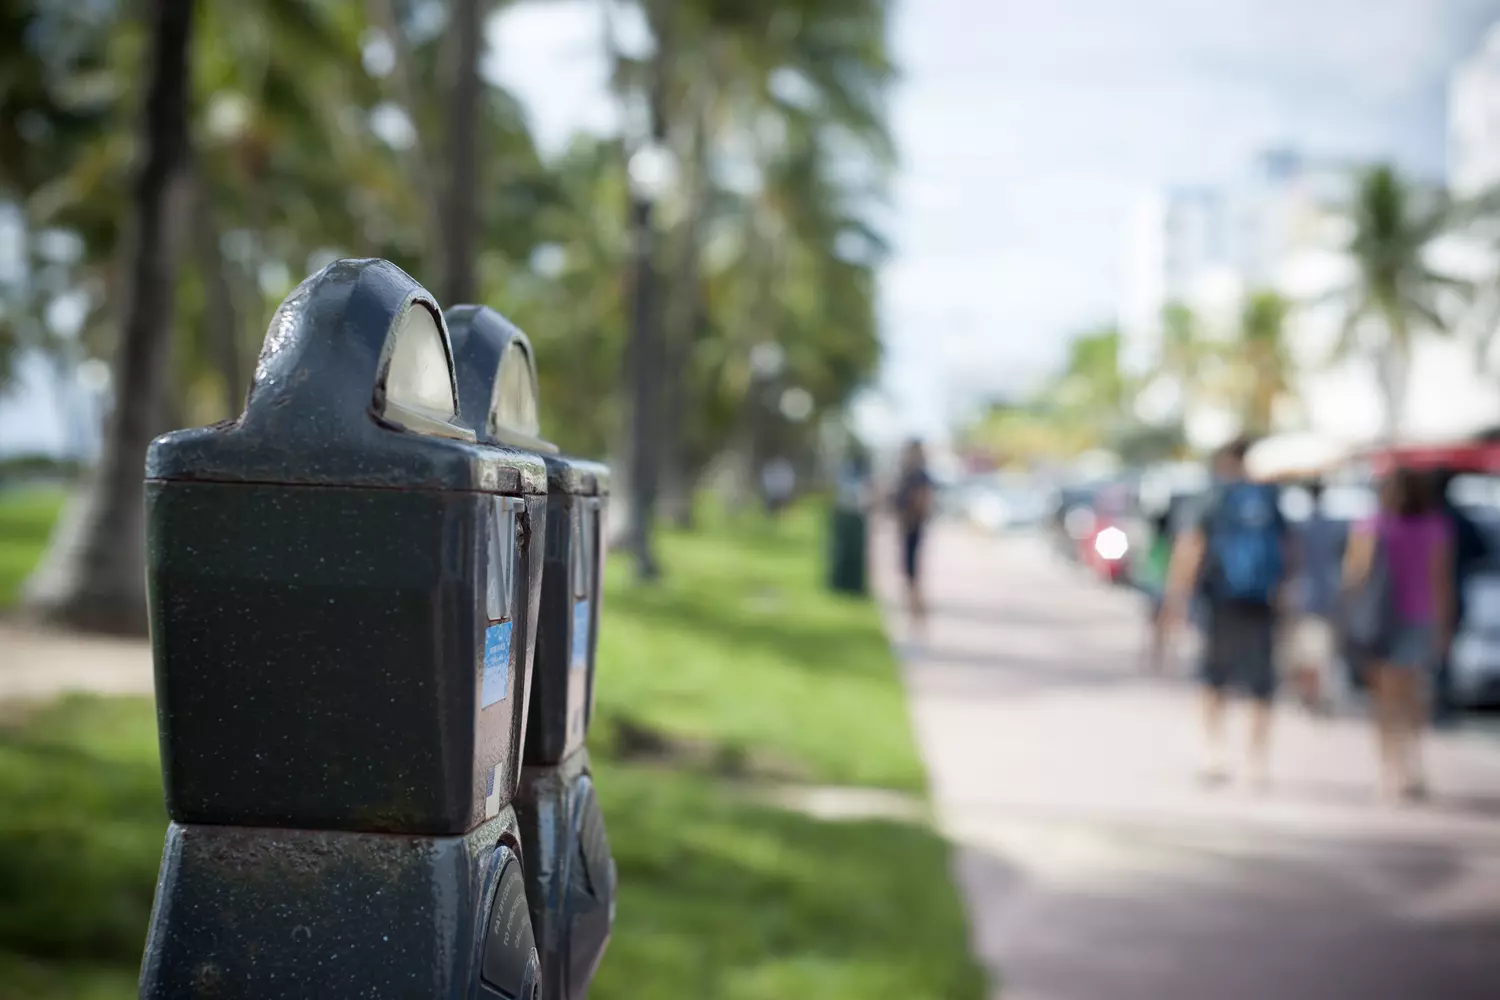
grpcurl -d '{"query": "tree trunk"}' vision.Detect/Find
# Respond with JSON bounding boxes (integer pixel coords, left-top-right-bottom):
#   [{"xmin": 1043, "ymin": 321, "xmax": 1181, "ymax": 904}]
[
  {"xmin": 23, "ymin": 0, "xmax": 194, "ymax": 635},
  {"xmin": 191, "ymin": 166, "xmax": 243, "ymax": 416},
  {"xmin": 624, "ymin": 190, "xmax": 662, "ymax": 578},
  {"xmin": 621, "ymin": 0, "xmax": 675, "ymax": 580},
  {"xmin": 1378, "ymin": 341, "xmax": 1408, "ymax": 445},
  {"xmin": 659, "ymin": 89, "xmax": 711, "ymax": 531},
  {"xmin": 441, "ymin": 0, "xmax": 484, "ymax": 305},
  {"xmin": 367, "ymin": 0, "xmax": 445, "ymax": 275}
]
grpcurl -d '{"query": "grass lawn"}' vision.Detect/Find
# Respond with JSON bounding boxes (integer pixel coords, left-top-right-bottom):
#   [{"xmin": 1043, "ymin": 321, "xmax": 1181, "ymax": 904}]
[
  {"xmin": 0, "ymin": 503, "xmax": 986, "ymax": 999},
  {"xmin": 0, "ymin": 487, "xmax": 65, "ymax": 608}
]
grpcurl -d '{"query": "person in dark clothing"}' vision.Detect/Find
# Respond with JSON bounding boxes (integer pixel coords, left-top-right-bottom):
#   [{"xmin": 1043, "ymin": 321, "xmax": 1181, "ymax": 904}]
[
  {"xmin": 1432, "ymin": 467, "xmax": 1491, "ymax": 725},
  {"xmin": 893, "ymin": 439, "xmax": 935, "ymax": 630},
  {"xmin": 1165, "ymin": 438, "xmax": 1294, "ymax": 789},
  {"xmin": 1286, "ymin": 480, "xmax": 1345, "ymax": 715}
]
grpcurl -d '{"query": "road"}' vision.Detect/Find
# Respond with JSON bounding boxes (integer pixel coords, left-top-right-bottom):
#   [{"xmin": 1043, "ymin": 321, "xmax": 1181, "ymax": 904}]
[{"xmin": 878, "ymin": 521, "xmax": 1500, "ymax": 1000}]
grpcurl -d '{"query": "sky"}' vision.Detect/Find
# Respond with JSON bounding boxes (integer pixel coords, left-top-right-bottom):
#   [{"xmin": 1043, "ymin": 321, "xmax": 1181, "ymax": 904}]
[
  {"xmin": 4, "ymin": 0, "xmax": 1500, "ymax": 453},
  {"xmin": 488, "ymin": 0, "xmax": 1500, "ymax": 444}
]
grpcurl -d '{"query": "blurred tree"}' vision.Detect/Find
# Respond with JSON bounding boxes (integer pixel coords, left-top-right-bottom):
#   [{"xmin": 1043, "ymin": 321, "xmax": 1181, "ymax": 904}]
[
  {"xmin": 23, "ymin": 0, "xmax": 194, "ymax": 634},
  {"xmin": 1056, "ymin": 326, "xmax": 1127, "ymax": 429},
  {"xmin": 603, "ymin": 0, "xmax": 893, "ymax": 573},
  {"xmin": 1237, "ymin": 289, "xmax": 1293, "ymax": 437},
  {"xmin": 1159, "ymin": 301, "xmax": 1205, "ymax": 418},
  {"xmin": 1328, "ymin": 164, "xmax": 1467, "ymax": 441},
  {"xmin": 2, "ymin": 0, "xmax": 895, "ymax": 621}
]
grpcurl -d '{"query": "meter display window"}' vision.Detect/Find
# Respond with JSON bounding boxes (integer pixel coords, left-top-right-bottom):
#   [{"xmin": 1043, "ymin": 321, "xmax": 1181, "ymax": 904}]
[{"xmin": 487, "ymin": 497, "xmax": 520, "ymax": 623}]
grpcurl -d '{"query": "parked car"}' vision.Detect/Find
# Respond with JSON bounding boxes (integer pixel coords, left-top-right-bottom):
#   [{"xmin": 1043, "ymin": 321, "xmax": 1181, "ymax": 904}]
[
  {"xmin": 963, "ymin": 476, "xmax": 1048, "ymax": 533},
  {"xmin": 1077, "ymin": 481, "xmax": 1136, "ymax": 585},
  {"xmin": 1451, "ymin": 569, "xmax": 1500, "ymax": 708}
]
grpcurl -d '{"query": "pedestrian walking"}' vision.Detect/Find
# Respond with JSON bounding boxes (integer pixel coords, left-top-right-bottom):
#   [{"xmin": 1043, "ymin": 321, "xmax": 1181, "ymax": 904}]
[
  {"xmin": 1165, "ymin": 438, "xmax": 1292, "ymax": 789},
  {"xmin": 893, "ymin": 439, "xmax": 935, "ymax": 631},
  {"xmin": 1137, "ymin": 506, "xmax": 1176, "ymax": 674},
  {"xmin": 1342, "ymin": 468, "xmax": 1452, "ymax": 802},
  {"xmin": 761, "ymin": 457, "xmax": 796, "ymax": 516},
  {"xmin": 1284, "ymin": 480, "xmax": 1345, "ymax": 715}
]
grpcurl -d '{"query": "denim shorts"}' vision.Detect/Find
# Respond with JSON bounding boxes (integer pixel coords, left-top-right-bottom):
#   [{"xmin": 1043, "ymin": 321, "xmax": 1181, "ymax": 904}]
[
  {"xmin": 1387, "ymin": 623, "xmax": 1438, "ymax": 672},
  {"xmin": 1201, "ymin": 602, "xmax": 1277, "ymax": 701}
]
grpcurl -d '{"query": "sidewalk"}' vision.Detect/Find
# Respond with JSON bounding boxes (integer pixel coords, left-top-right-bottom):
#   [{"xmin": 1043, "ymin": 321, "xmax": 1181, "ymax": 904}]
[
  {"xmin": 877, "ymin": 521, "xmax": 1500, "ymax": 1000},
  {"xmin": 0, "ymin": 620, "xmax": 153, "ymax": 703}
]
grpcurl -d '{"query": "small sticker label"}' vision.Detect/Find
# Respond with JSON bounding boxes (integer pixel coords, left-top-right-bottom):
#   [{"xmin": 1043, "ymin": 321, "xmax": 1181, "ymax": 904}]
[
  {"xmin": 482, "ymin": 621, "xmax": 512, "ymax": 708},
  {"xmin": 571, "ymin": 599, "xmax": 591, "ymax": 672},
  {"xmin": 484, "ymin": 763, "xmax": 501, "ymax": 818}
]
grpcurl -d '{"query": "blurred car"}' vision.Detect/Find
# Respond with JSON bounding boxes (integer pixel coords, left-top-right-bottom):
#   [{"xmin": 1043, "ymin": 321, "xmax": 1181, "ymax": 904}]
[
  {"xmin": 1077, "ymin": 481, "xmax": 1136, "ymax": 584},
  {"xmin": 963, "ymin": 477, "xmax": 1048, "ymax": 533},
  {"xmin": 1451, "ymin": 569, "xmax": 1500, "ymax": 708},
  {"xmin": 1050, "ymin": 484, "xmax": 1099, "ymax": 560},
  {"xmin": 1445, "ymin": 476, "xmax": 1500, "ymax": 708}
]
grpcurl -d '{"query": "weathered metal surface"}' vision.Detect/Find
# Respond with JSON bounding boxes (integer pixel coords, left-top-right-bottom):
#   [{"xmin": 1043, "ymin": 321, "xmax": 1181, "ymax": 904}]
[
  {"xmin": 144, "ymin": 259, "xmax": 549, "ymax": 835},
  {"xmin": 138, "ymin": 814, "xmax": 538, "ymax": 999},
  {"xmin": 448, "ymin": 304, "xmax": 617, "ymax": 996},
  {"xmin": 147, "ymin": 480, "xmax": 545, "ymax": 832},
  {"xmin": 146, "ymin": 259, "xmax": 546, "ymax": 495},
  {"xmin": 516, "ymin": 755, "xmax": 615, "ymax": 1000},
  {"xmin": 139, "ymin": 261, "xmax": 549, "ymax": 999},
  {"xmin": 448, "ymin": 306, "xmax": 608, "ymax": 764}
]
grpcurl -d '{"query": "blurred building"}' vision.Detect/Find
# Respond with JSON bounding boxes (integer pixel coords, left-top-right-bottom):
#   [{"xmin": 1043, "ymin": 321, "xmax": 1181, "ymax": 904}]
[
  {"xmin": 1450, "ymin": 23, "xmax": 1500, "ymax": 198},
  {"xmin": 1120, "ymin": 186, "xmax": 1237, "ymax": 377},
  {"xmin": 1119, "ymin": 109, "xmax": 1500, "ymax": 450}
]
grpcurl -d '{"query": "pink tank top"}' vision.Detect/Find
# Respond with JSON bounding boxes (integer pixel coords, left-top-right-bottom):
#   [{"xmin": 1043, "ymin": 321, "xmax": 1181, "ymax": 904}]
[{"xmin": 1364, "ymin": 512, "xmax": 1449, "ymax": 625}]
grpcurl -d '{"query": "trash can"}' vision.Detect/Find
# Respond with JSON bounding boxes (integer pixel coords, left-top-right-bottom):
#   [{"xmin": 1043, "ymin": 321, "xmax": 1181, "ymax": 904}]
[{"xmin": 828, "ymin": 455, "xmax": 870, "ymax": 595}]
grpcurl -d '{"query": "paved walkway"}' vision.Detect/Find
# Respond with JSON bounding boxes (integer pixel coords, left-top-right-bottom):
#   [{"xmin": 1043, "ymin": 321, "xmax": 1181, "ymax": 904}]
[
  {"xmin": 0, "ymin": 620, "xmax": 153, "ymax": 702},
  {"xmin": 877, "ymin": 521, "xmax": 1500, "ymax": 1000}
]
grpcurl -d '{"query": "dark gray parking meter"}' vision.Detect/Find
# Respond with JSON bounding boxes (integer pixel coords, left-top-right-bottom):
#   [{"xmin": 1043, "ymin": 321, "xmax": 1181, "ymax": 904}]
[
  {"xmin": 448, "ymin": 306, "xmax": 616, "ymax": 1000},
  {"xmin": 138, "ymin": 260, "xmax": 547, "ymax": 1000}
]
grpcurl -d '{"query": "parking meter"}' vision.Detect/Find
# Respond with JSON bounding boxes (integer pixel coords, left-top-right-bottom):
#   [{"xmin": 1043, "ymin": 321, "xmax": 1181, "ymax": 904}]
[
  {"xmin": 138, "ymin": 260, "xmax": 548, "ymax": 999},
  {"xmin": 448, "ymin": 306, "xmax": 616, "ymax": 1000}
]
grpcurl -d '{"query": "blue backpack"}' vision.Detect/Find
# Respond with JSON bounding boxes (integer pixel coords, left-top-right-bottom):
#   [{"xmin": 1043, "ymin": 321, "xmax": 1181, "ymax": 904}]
[{"xmin": 1204, "ymin": 482, "xmax": 1285, "ymax": 605}]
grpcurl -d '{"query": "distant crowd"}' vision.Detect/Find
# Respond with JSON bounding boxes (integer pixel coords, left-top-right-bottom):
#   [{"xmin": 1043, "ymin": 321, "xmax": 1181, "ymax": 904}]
[{"xmin": 1138, "ymin": 438, "xmax": 1486, "ymax": 802}]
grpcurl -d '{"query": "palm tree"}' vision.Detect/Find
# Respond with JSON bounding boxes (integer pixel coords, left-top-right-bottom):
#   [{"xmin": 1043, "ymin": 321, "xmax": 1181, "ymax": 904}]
[
  {"xmin": 24, "ymin": 0, "xmax": 195, "ymax": 634},
  {"xmin": 1238, "ymin": 289, "xmax": 1294, "ymax": 436},
  {"xmin": 1329, "ymin": 164, "xmax": 1467, "ymax": 441},
  {"xmin": 439, "ymin": 0, "xmax": 486, "ymax": 305},
  {"xmin": 1159, "ymin": 301, "xmax": 1204, "ymax": 414}
]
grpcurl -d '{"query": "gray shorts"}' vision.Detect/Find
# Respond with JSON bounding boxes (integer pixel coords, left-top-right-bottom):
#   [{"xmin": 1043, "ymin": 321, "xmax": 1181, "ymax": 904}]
[
  {"xmin": 1201, "ymin": 602, "xmax": 1277, "ymax": 701},
  {"xmin": 1387, "ymin": 623, "xmax": 1438, "ymax": 671}
]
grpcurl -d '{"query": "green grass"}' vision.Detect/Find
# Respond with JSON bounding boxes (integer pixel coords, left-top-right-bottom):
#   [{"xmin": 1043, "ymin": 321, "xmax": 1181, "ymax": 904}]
[
  {"xmin": 596, "ymin": 507, "xmax": 927, "ymax": 791},
  {"xmin": 0, "ymin": 487, "xmax": 65, "ymax": 608},
  {"xmin": 0, "ymin": 504, "xmax": 985, "ymax": 999}
]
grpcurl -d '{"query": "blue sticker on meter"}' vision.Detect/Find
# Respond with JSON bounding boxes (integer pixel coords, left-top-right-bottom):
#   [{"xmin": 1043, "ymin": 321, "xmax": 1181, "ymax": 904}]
[
  {"xmin": 571, "ymin": 600, "xmax": 590, "ymax": 671},
  {"xmin": 482, "ymin": 621, "xmax": 512, "ymax": 707}
]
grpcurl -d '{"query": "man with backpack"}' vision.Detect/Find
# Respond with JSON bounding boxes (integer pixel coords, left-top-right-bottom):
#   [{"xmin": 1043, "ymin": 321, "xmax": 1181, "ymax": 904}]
[{"xmin": 1165, "ymin": 438, "xmax": 1293, "ymax": 788}]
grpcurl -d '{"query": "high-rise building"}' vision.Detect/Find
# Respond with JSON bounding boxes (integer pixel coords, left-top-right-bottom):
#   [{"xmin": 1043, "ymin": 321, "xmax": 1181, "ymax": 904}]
[
  {"xmin": 1118, "ymin": 186, "xmax": 1234, "ymax": 376},
  {"xmin": 1450, "ymin": 23, "xmax": 1500, "ymax": 197}
]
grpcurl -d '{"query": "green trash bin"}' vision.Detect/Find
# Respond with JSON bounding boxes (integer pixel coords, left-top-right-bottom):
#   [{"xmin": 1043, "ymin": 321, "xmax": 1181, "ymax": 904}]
[{"xmin": 828, "ymin": 457, "xmax": 869, "ymax": 595}]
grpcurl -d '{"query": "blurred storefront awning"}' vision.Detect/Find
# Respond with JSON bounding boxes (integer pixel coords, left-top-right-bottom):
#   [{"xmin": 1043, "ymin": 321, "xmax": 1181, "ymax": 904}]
[{"xmin": 1245, "ymin": 432, "xmax": 1351, "ymax": 483}]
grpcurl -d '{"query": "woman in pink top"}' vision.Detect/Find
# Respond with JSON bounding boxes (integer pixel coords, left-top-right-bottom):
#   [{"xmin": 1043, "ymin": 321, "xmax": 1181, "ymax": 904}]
[{"xmin": 1344, "ymin": 468, "xmax": 1453, "ymax": 802}]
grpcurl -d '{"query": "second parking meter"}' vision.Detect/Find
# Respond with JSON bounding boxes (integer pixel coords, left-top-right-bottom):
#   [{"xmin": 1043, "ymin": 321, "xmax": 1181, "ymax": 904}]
[
  {"xmin": 138, "ymin": 259, "xmax": 547, "ymax": 999},
  {"xmin": 449, "ymin": 305, "xmax": 616, "ymax": 1000}
]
